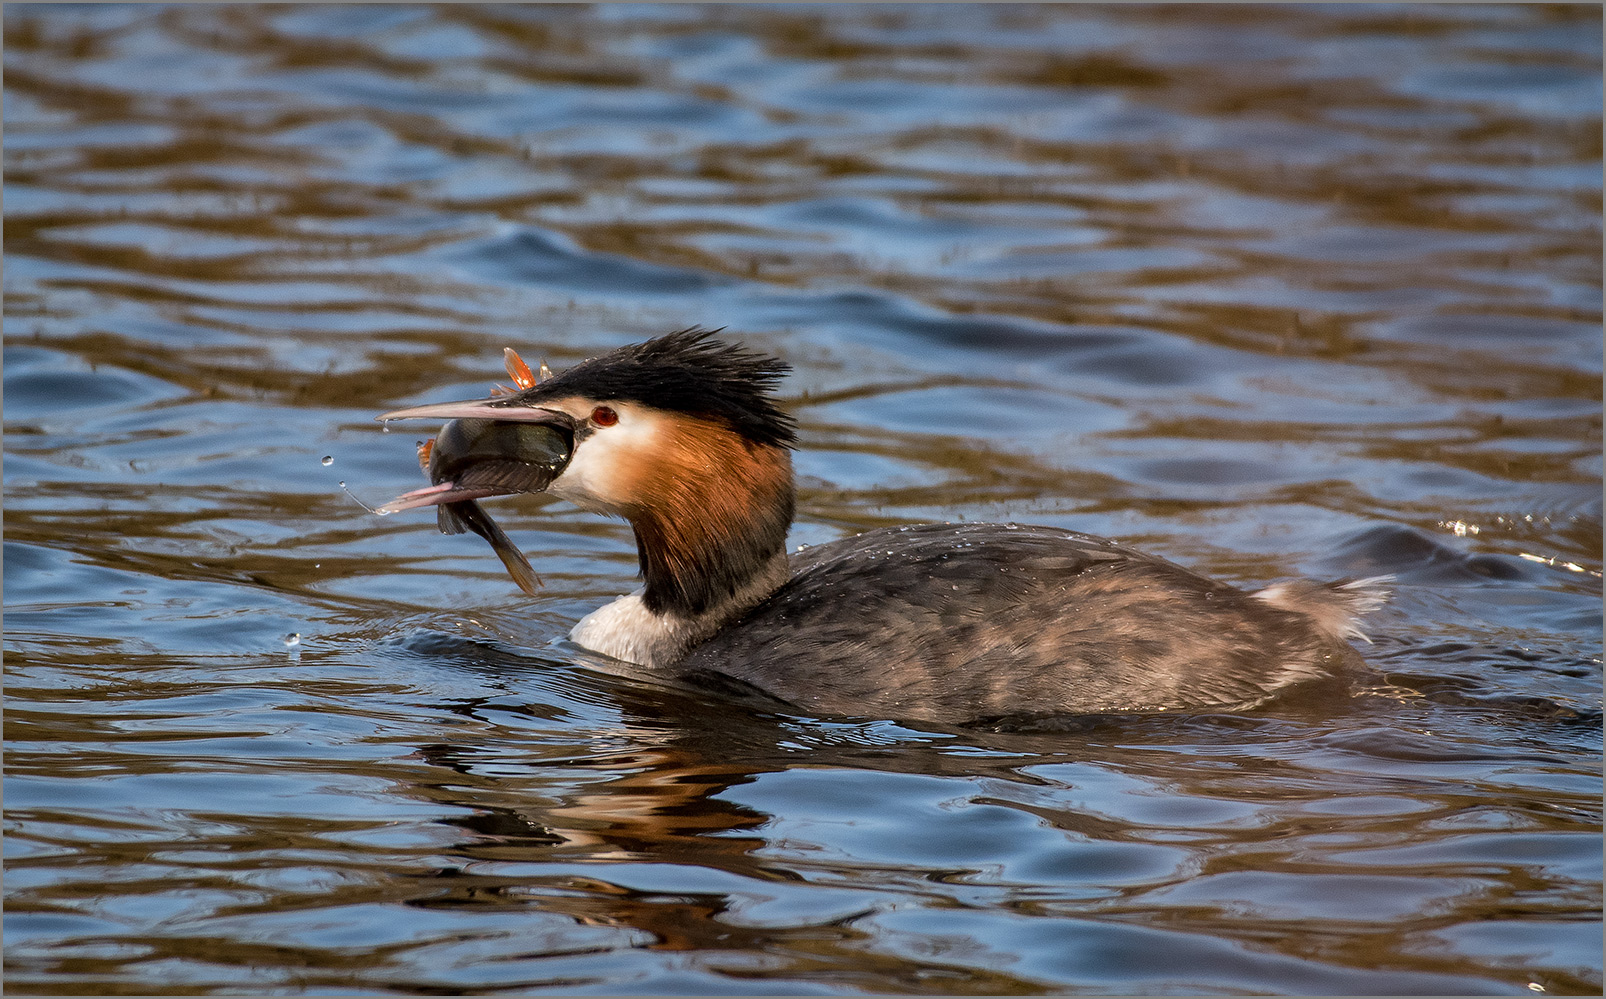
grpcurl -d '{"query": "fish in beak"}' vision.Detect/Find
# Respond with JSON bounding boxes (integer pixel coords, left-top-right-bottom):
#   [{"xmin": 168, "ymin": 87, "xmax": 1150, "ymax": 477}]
[{"xmin": 376, "ymin": 351, "xmax": 574, "ymax": 596}]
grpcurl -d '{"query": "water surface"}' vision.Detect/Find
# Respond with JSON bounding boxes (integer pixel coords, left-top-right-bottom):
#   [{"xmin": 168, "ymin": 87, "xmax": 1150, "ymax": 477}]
[{"xmin": 5, "ymin": 3, "xmax": 1601, "ymax": 995}]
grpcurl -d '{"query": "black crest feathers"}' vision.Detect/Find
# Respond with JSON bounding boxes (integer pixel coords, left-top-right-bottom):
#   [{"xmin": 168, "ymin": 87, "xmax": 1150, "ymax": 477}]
[{"xmin": 521, "ymin": 328, "xmax": 798, "ymax": 448}]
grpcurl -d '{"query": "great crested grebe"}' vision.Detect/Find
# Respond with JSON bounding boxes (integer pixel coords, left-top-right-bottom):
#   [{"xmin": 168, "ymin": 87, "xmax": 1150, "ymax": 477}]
[{"xmin": 376, "ymin": 329, "xmax": 1387, "ymax": 723}]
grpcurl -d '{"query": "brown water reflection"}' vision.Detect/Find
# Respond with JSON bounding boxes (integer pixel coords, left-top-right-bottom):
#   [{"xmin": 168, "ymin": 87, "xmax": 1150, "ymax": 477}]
[{"xmin": 6, "ymin": 3, "xmax": 1601, "ymax": 995}]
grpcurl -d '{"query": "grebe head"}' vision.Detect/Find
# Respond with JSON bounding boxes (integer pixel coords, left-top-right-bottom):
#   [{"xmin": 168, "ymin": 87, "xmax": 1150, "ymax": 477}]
[{"xmin": 377, "ymin": 329, "xmax": 798, "ymax": 617}]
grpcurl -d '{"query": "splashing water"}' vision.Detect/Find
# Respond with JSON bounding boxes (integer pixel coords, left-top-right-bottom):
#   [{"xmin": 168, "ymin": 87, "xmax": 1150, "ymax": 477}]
[{"xmin": 339, "ymin": 481, "xmax": 386, "ymax": 516}]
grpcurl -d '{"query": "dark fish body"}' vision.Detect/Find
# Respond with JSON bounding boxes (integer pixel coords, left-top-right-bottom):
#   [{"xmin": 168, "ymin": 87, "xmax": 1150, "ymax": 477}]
[
  {"xmin": 428, "ymin": 418, "xmax": 571, "ymax": 495},
  {"xmin": 424, "ymin": 418, "xmax": 572, "ymax": 596}
]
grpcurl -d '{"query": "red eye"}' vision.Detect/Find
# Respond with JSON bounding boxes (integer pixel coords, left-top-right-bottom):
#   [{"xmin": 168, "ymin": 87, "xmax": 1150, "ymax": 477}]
[{"xmin": 590, "ymin": 405, "xmax": 618, "ymax": 427}]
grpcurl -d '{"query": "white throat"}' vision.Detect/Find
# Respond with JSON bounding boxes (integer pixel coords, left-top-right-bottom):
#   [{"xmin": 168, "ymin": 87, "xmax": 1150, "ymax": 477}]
[{"xmin": 569, "ymin": 550, "xmax": 791, "ymax": 667}]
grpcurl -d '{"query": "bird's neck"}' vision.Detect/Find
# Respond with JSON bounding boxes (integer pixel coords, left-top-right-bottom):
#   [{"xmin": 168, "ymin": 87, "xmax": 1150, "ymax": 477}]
[
  {"xmin": 628, "ymin": 434, "xmax": 795, "ymax": 619},
  {"xmin": 568, "ymin": 548, "xmax": 790, "ymax": 669},
  {"xmin": 570, "ymin": 432, "xmax": 795, "ymax": 667}
]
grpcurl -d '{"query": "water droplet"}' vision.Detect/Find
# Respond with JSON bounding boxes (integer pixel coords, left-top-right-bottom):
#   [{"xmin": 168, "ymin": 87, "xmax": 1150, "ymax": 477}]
[
  {"xmin": 381, "ymin": 424, "xmax": 391, "ymax": 433},
  {"xmin": 282, "ymin": 633, "xmax": 301, "ymax": 647},
  {"xmin": 321, "ymin": 455, "xmax": 333, "ymax": 466}
]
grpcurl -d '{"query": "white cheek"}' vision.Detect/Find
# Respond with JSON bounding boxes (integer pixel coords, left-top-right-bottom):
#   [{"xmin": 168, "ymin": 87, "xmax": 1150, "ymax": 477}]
[{"xmin": 547, "ymin": 404, "xmax": 664, "ymax": 511}]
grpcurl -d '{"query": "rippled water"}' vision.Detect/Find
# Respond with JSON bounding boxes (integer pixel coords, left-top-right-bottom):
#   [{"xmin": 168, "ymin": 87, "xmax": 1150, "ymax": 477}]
[{"xmin": 5, "ymin": 4, "xmax": 1601, "ymax": 995}]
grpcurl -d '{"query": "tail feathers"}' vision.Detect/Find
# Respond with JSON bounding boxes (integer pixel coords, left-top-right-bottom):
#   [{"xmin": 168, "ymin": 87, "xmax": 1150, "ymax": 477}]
[{"xmin": 1251, "ymin": 575, "xmax": 1392, "ymax": 644}]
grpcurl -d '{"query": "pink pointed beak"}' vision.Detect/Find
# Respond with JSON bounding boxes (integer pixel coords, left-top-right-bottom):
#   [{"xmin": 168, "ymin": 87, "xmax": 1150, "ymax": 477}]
[
  {"xmin": 375, "ymin": 481, "xmax": 508, "ymax": 515},
  {"xmin": 373, "ymin": 399, "xmax": 576, "ymax": 515},
  {"xmin": 375, "ymin": 400, "xmax": 571, "ymax": 424}
]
